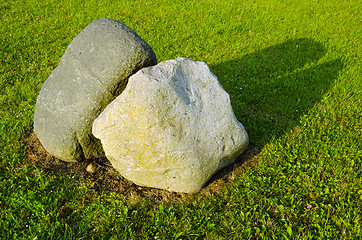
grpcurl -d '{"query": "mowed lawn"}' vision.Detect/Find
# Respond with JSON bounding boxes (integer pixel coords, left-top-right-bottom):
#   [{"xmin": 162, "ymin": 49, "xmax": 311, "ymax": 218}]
[{"xmin": 0, "ymin": 0, "xmax": 361, "ymax": 239}]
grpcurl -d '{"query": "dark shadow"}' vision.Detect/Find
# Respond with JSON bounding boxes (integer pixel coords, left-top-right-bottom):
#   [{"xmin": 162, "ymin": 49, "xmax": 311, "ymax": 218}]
[
  {"xmin": 25, "ymin": 38, "xmax": 345, "ymax": 200},
  {"xmin": 203, "ymin": 39, "xmax": 344, "ymax": 189},
  {"xmin": 210, "ymin": 38, "xmax": 344, "ymax": 147}
]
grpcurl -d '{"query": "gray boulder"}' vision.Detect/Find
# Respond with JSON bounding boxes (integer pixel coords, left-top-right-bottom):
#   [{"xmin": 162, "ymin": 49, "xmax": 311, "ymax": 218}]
[
  {"xmin": 92, "ymin": 58, "xmax": 249, "ymax": 193},
  {"xmin": 34, "ymin": 18, "xmax": 157, "ymax": 162}
]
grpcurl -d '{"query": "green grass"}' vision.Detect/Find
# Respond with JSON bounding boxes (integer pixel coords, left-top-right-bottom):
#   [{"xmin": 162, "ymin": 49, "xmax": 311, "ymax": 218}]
[{"xmin": 1, "ymin": 0, "xmax": 361, "ymax": 239}]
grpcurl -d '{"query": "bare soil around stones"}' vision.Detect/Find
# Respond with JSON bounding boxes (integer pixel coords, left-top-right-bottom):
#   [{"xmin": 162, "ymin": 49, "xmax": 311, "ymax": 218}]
[{"xmin": 26, "ymin": 132, "xmax": 261, "ymax": 205}]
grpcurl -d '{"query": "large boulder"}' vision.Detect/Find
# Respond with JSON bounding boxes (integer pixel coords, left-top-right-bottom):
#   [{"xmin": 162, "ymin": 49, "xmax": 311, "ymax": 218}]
[
  {"xmin": 93, "ymin": 58, "xmax": 248, "ymax": 193},
  {"xmin": 34, "ymin": 18, "xmax": 157, "ymax": 162}
]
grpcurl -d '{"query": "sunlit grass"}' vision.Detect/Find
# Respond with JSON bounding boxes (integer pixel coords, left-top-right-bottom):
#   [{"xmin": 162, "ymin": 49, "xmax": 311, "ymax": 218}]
[{"xmin": 1, "ymin": 0, "xmax": 361, "ymax": 238}]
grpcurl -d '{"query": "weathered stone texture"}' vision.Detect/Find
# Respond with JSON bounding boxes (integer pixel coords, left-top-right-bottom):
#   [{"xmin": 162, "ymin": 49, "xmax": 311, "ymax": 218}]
[
  {"xmin": 93, "ymin": 58, "xmax": 248, "ymax": 192},
  {"xmin": 34, "ymin": 18, "xmax": 157, "ymax": 162}
]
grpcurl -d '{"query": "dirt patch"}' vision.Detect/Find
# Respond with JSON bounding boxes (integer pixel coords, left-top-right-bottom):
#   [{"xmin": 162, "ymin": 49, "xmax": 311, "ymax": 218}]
[{"xmin": 25, "ymin": 132, "xmax": 261, "ymax": 205}]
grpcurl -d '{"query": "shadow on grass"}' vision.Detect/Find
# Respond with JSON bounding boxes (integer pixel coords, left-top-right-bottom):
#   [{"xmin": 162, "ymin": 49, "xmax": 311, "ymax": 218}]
[
  {"xmin": 211, "ymin": 38, "xmax": 344, "ymax": 147},
  {"xmin": 206, "ymin": 38, "xmax": 344, "ymax": 186},
  {"xmin": 26, "ymin": 38, "xmax": 344, "ymax": 202}
]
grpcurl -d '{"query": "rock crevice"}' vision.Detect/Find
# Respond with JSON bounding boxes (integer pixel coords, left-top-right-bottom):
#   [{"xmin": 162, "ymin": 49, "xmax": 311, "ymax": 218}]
[{"xmin": 34, "ymin": 18, "xmax": 157, "ymax": 162}]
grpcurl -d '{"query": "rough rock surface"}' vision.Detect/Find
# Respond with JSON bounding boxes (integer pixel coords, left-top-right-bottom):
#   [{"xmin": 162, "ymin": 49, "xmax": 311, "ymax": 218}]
[
  {"xmin": 34, "ymin": 18, "xmax": 157, "ymax": 162},
  {"xmin": 93, "ymin": 57, "xmax": 248, "ymax": 193}
]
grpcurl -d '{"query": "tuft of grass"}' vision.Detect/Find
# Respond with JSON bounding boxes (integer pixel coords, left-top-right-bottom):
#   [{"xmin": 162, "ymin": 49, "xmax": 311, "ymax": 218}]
[{"xmin": 1, "ymin": 0, "xmax": 361, "ymax": 239}]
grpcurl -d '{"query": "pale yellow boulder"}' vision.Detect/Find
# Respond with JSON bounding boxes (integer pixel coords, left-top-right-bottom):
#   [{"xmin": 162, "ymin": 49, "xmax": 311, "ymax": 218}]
[{"xmin": 93, "ymin": 58, "xmax": 248, "ymax": 193}]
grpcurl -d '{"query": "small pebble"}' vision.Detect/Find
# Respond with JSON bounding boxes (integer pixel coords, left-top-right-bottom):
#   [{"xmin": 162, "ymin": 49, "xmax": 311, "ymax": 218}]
[{"xmin": 86, "ymin": 163, "xmax": 97, "ymax": 174}]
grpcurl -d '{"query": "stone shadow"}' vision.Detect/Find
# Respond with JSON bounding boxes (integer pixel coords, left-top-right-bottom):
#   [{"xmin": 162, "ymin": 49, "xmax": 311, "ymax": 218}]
[
  {"xmin": 205, "ymin": 38, "xmax": 344, "ymax": 187},
  {"xmin": 26, "ymin": 38, "xmax": 344, "ymax": 202},
  {"xmin": 210, "ymin": 38, "xmax": 344, "ymax": 147}
]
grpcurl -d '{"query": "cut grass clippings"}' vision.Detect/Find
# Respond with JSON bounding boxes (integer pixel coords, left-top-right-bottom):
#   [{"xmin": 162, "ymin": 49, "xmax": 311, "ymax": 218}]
[{"xmin": 25, "ymin": 131, "xmax": 262, "ymax": 205}]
